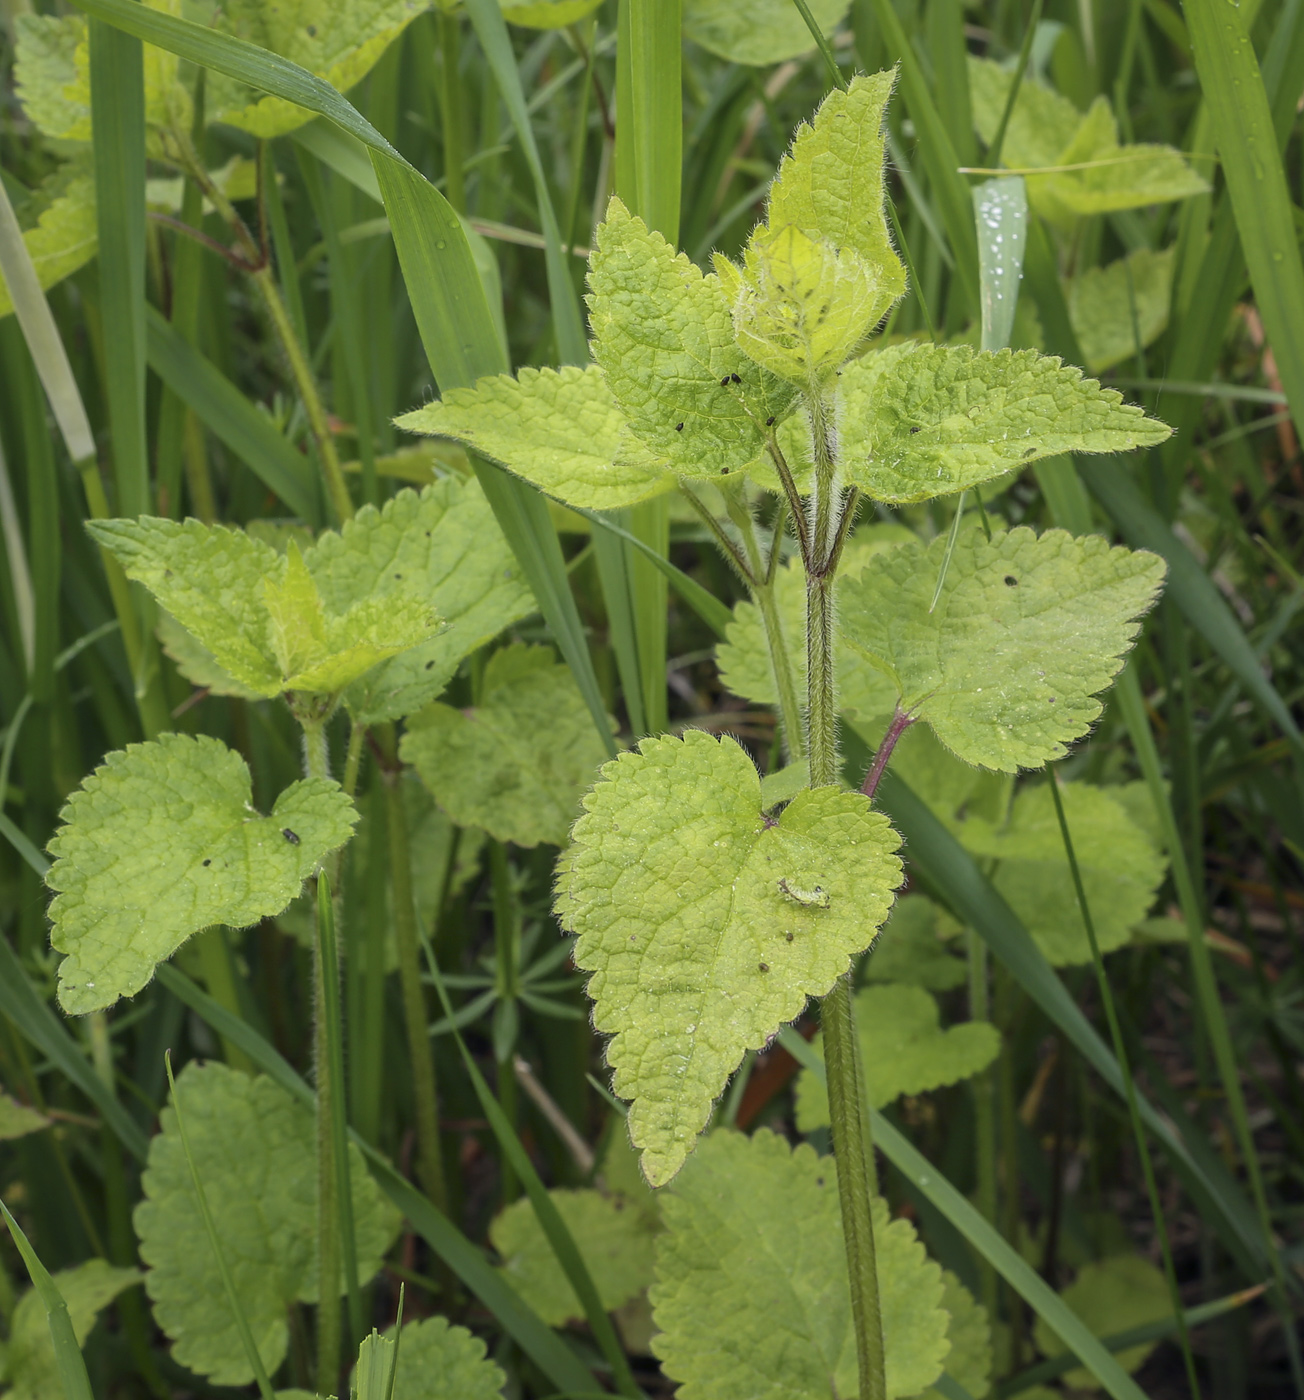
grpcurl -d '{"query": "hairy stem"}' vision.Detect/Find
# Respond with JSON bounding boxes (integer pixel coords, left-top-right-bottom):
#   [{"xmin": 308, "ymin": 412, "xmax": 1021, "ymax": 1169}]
[
  {"xmin": 861, "ymin": 705, "xmax": 914, "ymax": 799},
  {"xmin": 377, "ymin": 726, "xmax": 448, "ymax": 1212},
  {"xmin": 805, "ymin": 415, "xmax": 886, "ymax": 1400},
  {"xmin": 756, "ymin": 581, "xmax": 806, "ymax": 762}
]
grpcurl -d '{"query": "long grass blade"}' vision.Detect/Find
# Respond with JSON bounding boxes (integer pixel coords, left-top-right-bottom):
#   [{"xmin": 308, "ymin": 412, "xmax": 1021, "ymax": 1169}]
[
  {"xmin": 0, "ymin": 1199, "xmax": 94, "ymax": 1400},
  {"xmin": 155, "ymin": 964, "xmax": 601, "ymax": 1400},
  {"xmin": 777, "ymin": 1029, "xmax": 1150, "ymax": 1400}
]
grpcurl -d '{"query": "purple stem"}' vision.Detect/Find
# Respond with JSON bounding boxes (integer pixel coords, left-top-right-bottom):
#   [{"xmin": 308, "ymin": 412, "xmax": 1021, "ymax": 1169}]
[{"xmin": 861, "ymin": 705, "xmax": 915, "ymax": 801}]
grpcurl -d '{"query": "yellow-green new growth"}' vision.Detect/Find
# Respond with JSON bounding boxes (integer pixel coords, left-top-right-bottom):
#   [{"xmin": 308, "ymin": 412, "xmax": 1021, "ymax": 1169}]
[
  {"xmin": 555, "ymin": 730, "xmax": 902, "ymax": 1186},
  {"xmin": 46, "ymin": 734, "xmax": 357, "ymax": 1014}
]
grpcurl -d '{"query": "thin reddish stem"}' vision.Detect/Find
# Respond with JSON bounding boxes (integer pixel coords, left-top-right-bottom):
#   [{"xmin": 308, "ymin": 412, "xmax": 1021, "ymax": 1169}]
[{"xmin": 861, "ymin": 705, "xmax": 915, "ymax": 801}]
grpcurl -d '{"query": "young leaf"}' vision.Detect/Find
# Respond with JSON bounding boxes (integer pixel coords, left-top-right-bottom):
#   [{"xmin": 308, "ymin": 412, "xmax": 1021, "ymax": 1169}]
[
  {"xmin": 4, "ymin": 1260, "xmax": 140, "ymax": 1400},
  {"xmin": 835, "ymin": 343, "xmax": 1171, "ymax": 503},
  {"xmin": 839, "ymin": 526, "xmax": 1166, "ymax": 770},
  {"xmin": 731, "ymin": 227, "xmax": 888, "ymax": 385},
  {"xmin": 588, "ymin": 199, "xmax": 796, "ymax": 482},
  {"xmin": 491, "ymin": 1186, "xmax": 659, "ymax": 1326},
  {"xmin": 1032, "ymin": 1256, "xmax": 1170, "ymax": 1387},
  {"xmin": 190, "ymin": 0, "xmax": 427, "ymax": 137},
  {"xmin": 0, "ymin": 1093, "xmax": 51, "ymax": 1141},
  {"xmin": 864, "ymin": 894, "xmax": 968, "ymax": 991},
  {"xmin": 46, "ymin": 733, "xmax": 356, "ymax": 1014},
  {"xmin": 135, "ymin": 1061, "xmax": 400, "ymax": 1386},
  {"xmin": 351, "ymin": 1317, "xmax": 506, "ymax": 1400},
  {"xmin": 794, "ymin": 984, "xmax": 1000, "ymax": 1128},
  {"xmin": 396, "ymin": 365, "xmax": 675, "ymax": 511},
  {"xmin": 650, "ymin": 1129, "xmax": 950, "ymax": 1399},
  {"xmin": 1069, "ymin": 248, "xmax": 1175, "ymax": 373},
  {"xmin": 683, "ymin": 0, "xmax": 849, "ymax": 65},
  {"xmin": 758, "ymin": 70, "xmax": 905, "ymax": 305},
  {"xmin": 922, "ymin": 1271, "xmax": 993, "ymax": 1400},
  {"xmin": 555, "ymin": 730, "xmax": 902, "ymax": 1185},
  {"xmin": 716, "ymin": 527, "xmax": 912, "ymax": 722},
  {"xmin": 401, "ymin": 644, "xmax": 613, "ymax": 848},
  {"xmin": 307, "ymin": 480, "xmax": 535, "ymax": 723},
  {"xmin": 958, "ymin": 781, "xmax": 1167, "ymax": 966}
]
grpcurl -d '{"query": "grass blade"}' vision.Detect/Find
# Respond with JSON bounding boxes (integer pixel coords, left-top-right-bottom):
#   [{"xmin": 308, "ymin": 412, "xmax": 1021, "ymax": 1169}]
[
  {"xmin": 1183, "ymin": 0, "xmax": 1304, "ymax": 446},
  {"xmin": 778, "ymin": 1029, "xmax": 1150, "ymax": 1400},
  {"xmin": 155, "ymin": 963, "xmax": 602, "ymax": 1400},
  {"xmin": 145, "ymin": 307, "xmax": 319, "ymax": 521},
  {"xmin": 0, "ymin": 1200, "xmax": 94, "ymax": 1400}
]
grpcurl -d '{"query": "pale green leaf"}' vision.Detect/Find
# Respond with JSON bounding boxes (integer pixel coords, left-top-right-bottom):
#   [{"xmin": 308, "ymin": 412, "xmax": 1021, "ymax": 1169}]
[
  {"xmin": 715, "ymin": 526, "xmax": 912, "ymax": 721},
  {"xmin": 864, "ymin": 893, "xmax": 968, "ymax": 991},
  {"xmin": 968, "ymin": 59, "xmax": 1208, "ymax": 225},
  {"xmin": 46, "ymin": 733, "xmax": 357, "ymax": 1014},
  {"xmin": 555, "ymin": 730, "xmax": 902, "ymax": 1185},
  {"xmin": 5, "ymin": 1260, "xmax": 141, "ymax": 1400},
  {"xmin": 0, "ymin": 168, "xmax": 97, "ymax": 321},
  {"xmin": 650, "ymin": 1128, "xmax": 950, "ymax": 1399},
  {"xmin": 185, "ymin": 0, "xmax": 427, "ymax": 137},
  {"xmin": 794, "ymin": 984, "xmax": 1000, "ymax": 1127},
  {"xmin": 402, "ymin": 644, "xmax": 612, "ymax": 848},
  {"xmin": 921, "ymin": 1271, "xmax": 994, "ymax": 1400},
  {"xmin": 499, "ymin": 0, "xmax": 604, "ymax": 27},
  {"xmin": 491, "ymin": 1187, "xmax": 660, "ymax": 1326},
  {"xmin": 1032, "ymin": 1255, "xmax": 1170, "ymax": 1388},
  {"xmin": 958, "ymin": 781, "xmax": 1167, "ymax": 966},
  {"xmin": 759, "ymin": 71, "xmax": 905, "ymax": 303},
  {"xmin": 683, "ymin": 0, "xmax": 850, "ymax": 66},
  {"xmin": 839, "ymin": 526, "xmax": 1167, "ymax": 770},
  {"xmin": 135, "ymin": 1061, "xmax": 400, "ymax": 1386},
  {"xmin": 835, "ymin": 343, "xmax": 1171, "ymax": 503},
  {"xmin": 1069, "ymin": 248, "xmax": 1175, "ymax": 373},
  {"xmin": 313, "ymin": 480, "xmax": 531, "ymax": 721},
  {"xmin": 0, "ymin": 1093, "xmax": 51, "ymax": 1141},
  {"xmin": 156, "ymin": 609, "xmax": 263, "ymax": 700},
  {"xmin": 355, "ymin": 1317, "xmax": 506, "ymax": 1400},
  {"xmin": 588, "ymin": 199, "xmax": 796, "ymax": 481},
  {"xmin": 732, "ymin": 227, "xmax": 888, "ymax": 385},
  {"xmin": 396, "ymin": 365, "xmax": 674, "ymax": 511}
]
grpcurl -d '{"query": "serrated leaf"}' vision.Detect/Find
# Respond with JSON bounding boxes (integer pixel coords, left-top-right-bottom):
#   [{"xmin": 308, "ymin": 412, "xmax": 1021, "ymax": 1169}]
[
  {"xmin": 922, "ymin": 1271, "xmax": 993, "ymax": 1400},
  {"xmin": 715, "ymin": 526, "xmax": 911, "ymax": 721},
  {"xmin": 0, "ymin": 1093, "xmax": 51, "ymax": 1141},
  {"xmin": 491, "ymin": 1187, "xmax": 659, "ymax": 1326},
  {"xmin": 1069, "ymin": 248, "xmax": 1175, "ymax": 373},
  {"xmin": 135, "ymin": 1061, "xmax": 400, "ymax": 1386},
  {"xmin": 865, "ymin": 893, "xmax": 968, "ymax": 991},
  {"xmin": 500, "ymin": 0, "xmax": 604, "ymax": 27},
  {"xmin": 555, "ymin": 730, "xmax": 902, "ymax": 1185},
  {"xmin": 396, "ymin": 365, "xmax": 674, "ymax": 511},
  {"xmin": 650, "ymin": 1129, "xmax": 950, "ymax": 1399},
  {"xmin": 839, "ymin": 526, "xmax": 1166, "ymax": 770},
  {"xmin": 1033, "ymin": 1255, "xmax": 1170, "ymax": 1388},
  {"xmin": 187, "ymin": 0, "xmax": 427, "ymax": 137},
  {"xmin": 835, "ymin": 343, "xmax": 1171, "ymax": 503},
  {"xmin": 46, "ymin": 733, "xmax": 356, "ymax": 1014},
  {"xmin": 683, "ymin": 0, "xmax": 850, "ymax": 66},
  {"xmin": 968, "ymin": 59, "xmax": 1208, "ymax": 226},
  {"xmin": 588, "ymin": 199, "xmax": 796, "ymax": 482},
  {"xmin": 0, "ymin": 169, "xmax": 97, "ymax": 320},
  {"xmin": 156, "ymin": 609, "xmax": 263, "ymax": 700},
  {"xmin": 402, "ymin": 644, "xmax": 612, "ymax": 848},
  {"xmin": 958, "ymin": 781, "xmax": 1167, "ymax": 966},
  {"xmin": 353, "ymin": 1317, "xmax": 506, "ymax": 1400},
  {"xmin": 732, "ymin": 227, "xmax": 888, "ymax": 385},
  {"xmin": 4, "ymin": 1260, "xmax": 141, "ymax": 1400},
  {"xmin": 794, "ymin": 984, "xmax": 1000, "ymax": 1128},
  {"xmin": 759, "ymin": 71, "xmax": 905, "ymax": 302}
]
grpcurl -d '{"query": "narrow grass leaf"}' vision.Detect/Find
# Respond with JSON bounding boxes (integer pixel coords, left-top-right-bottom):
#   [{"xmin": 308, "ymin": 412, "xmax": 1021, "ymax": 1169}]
[{"xmin": 0, "ymin": 1199, "xmax": 94, "ymax": 1400}]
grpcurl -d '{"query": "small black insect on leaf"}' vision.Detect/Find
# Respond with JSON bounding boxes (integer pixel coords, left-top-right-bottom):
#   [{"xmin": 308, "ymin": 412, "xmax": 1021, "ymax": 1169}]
[
  {"xmin": 758, "ymin": 962, "xmax": 770, "ymax": 973},
  {"xmin": 1004, "ymin": 575, "xmax": 1018, "ymax": 587},
  {"xmin": 720, "ymin": 376, "xmax": 731, "ymax": 387},
  {"xmin": 282, "ymin": 828, "xmax": 301, "ymax": 846},
  {"xmin": 202, "ymin": 858, "xmax": 212, "ymax": 867},
  {"xmin": 765, "ymin": 416, "xmax": 776, "ymax": 426},
  {"xmin": 1023, "ymin": 447, "xmax": 1037, "ymax": 457},
  {"xmin": 676, "ymin": 422, "xmax": 684, "ymax": 431},
  {"xmin": 730, "ymin": 373, "xmax": 742, "ymax": 384},
  {"xmin": 909, "ymin": 426, "xmax": 922, "ymax": 435}
]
